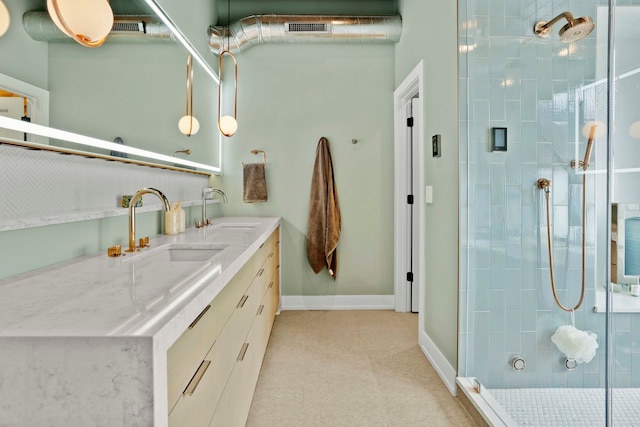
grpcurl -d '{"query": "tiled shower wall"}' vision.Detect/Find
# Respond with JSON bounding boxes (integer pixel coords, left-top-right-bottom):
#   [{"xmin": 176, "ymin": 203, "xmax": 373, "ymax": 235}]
[{"xmin": 459, "ymin": 0, "xmax": 640, "ymax": 388}]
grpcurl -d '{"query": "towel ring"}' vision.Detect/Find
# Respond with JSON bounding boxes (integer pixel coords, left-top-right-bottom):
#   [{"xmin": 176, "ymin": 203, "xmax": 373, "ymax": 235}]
[{"xmin": 242, "ymin": 149, "xmax": 266, "ymax": 167}]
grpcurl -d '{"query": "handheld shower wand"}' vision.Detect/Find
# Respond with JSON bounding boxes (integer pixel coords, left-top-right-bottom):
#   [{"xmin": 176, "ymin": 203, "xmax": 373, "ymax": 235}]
[
  {"xmin": 571, "ymin": 124, "xmax": 597, "ymax": 171},
  {"xmin": 582, "ymin": 125, "xmax": 596, "ymax": 171}
]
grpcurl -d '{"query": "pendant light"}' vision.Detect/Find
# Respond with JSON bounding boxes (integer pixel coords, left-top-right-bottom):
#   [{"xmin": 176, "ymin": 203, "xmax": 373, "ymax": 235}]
[
  {"xmin": 217, "ymin": 51, "xmax": 238, "ymax": 137},
  {"xmin": 218, "ymin": 0, "xmax": 238, "ymax": 137},
  {"xmin": 0, "ymin": 0, "xmax": 10, "ymax": 37},
  {"xmin": 178, "ymin": 54, "xmax": 200, "ymax": 136},
  {"xmin": 47, "ymin": 0, "xmax": 113, "ymax": 48}
]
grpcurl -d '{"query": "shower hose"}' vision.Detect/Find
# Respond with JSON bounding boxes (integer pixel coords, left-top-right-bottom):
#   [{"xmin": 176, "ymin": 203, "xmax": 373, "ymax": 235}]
[{"xmin": 539, "ymin": 175, "xmax": 586, "ymax": 312}]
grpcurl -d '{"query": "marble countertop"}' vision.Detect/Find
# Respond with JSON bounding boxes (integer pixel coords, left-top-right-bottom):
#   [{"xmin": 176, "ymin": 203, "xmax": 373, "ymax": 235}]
[
  {"xmin": 0, "ymin": 216, "xmax": 281, "ymax": 426},
  {"xmin": 0, "ymin": 216, "xmax": 281, "ymax": 340}
]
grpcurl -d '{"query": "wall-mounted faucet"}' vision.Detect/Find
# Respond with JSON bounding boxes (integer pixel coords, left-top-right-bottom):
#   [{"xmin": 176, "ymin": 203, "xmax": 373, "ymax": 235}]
[
  {"xmin": 126, "ymin": 188, "xmax": 171, "ymax": 253},
  {"xmin": 200, "ymin": 187, "xmax": 227, "ymax": 227}
]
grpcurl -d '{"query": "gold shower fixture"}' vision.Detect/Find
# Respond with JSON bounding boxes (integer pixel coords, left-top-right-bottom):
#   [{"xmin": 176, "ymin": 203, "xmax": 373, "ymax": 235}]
[
  {"xmin": 47, "ymin": 0, "xmax": 114, "ymax": 47},
  {"xmin": 178, "ymin": 54, "xmax": 200, "ymax": 136},
  {"xmin": 534, "ymin": 11, "xmax": 594, "ymax": 43}
]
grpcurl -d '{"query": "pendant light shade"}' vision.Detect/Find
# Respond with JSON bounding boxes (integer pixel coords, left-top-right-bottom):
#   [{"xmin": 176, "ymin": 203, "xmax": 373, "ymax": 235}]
[
  {"xmin": 219, "ymin": 115, "xmax": 237, "ymax": 136},
  {"xmin": 218, "ymin": 50, "xmax": 238, "ymax": 137},
  {"xmin": 178, "ymin": 115, "xmax": 200, "ymax": 136},
  {"xmin": 47, "ymin": 0, "xmax": 113, "ymax": 48},
  {"xmin": 0, "ymin": 0, "xmax": 10, "ymax": 37},
  {"xmin": 178, "ymin": 54, "xmax": 199, "ymax": 136}
]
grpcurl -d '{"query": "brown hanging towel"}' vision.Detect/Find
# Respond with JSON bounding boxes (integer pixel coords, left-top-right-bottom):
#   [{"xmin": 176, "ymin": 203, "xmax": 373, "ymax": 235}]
[
  {"xmin": 306, "ymin": 137, "xmax": 341, "ymax": 279},
  {"xmin": 243, "ymin": 163, "xmax": 268, "ymax": 203}
]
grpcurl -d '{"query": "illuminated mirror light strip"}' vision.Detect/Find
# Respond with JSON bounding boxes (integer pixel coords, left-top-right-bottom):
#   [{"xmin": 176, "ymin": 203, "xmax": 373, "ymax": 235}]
[
  {"xmin": 0, "ymin": 116, "xmax": 220, "ymax": 173},
  {"xmin": 143, "ymin": 0, "xmax": 219, "ymax": 84}
]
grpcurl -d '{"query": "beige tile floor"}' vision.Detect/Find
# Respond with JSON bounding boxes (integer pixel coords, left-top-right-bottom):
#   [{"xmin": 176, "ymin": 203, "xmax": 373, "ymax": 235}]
[{"xmin": 246, "ymin": 310, "xmax": 476, "ymax": 426}]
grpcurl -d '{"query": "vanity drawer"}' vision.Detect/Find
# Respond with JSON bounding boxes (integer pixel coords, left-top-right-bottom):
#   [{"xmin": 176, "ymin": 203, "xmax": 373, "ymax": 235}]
[
  {"xmin": 249, "ymin": 229, "xmax": 276, "ymax": 271},
  {"xmin": 168, "ymin": 253, "xmax": 272, "ymax": 425},
  {"xmin": 208, "ymin": 307, "xmax": 270, "ymax": 427},
  {"xmin": 167, "ymin": 226, "xmax": 280, "ymax": 423},
  {"xmin": 167, "ymin": 246, "xmax": 260, "ymax": 410},
  {"xmin": 265, "ymin": 270, "xmax": 279, "ymax": 323}
]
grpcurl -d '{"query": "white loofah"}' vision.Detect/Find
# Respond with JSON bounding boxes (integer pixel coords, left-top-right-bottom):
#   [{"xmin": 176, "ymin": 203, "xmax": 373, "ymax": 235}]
[{"xmin": 551, "ymin": 325, "xmax": 599, "ymax": 364}]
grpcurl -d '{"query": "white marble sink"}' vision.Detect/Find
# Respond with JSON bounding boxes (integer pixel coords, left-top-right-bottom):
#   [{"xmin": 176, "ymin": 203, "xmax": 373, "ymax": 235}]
[
  {"xmin": 128, "ymin": 243, "xmax": 228, "ymax": 263},
  {"xmin": 166, "ymin": 244, "xmax": 227, "ymax": 262},
  {"xmin": 212, "ymin": 222, "xmax": 259, "ymax": 230}
]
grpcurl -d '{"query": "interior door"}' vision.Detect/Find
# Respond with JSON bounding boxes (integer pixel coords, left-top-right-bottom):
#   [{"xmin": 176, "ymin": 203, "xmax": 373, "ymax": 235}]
[{"xmin": 409, "ymin": 97, "xmax": 420, "ymax": 313}]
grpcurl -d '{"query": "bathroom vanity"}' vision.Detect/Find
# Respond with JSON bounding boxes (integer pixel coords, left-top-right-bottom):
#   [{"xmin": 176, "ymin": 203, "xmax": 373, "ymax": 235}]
[{"xmin": 0, "ymin": 217, "xmax": 281, "ymax": 427}]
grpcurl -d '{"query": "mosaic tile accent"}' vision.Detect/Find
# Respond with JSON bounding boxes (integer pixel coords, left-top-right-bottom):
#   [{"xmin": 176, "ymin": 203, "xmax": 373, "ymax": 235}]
[{"xmin": 490, "ymin": 388, "xmax": 640, "ymax": 427}]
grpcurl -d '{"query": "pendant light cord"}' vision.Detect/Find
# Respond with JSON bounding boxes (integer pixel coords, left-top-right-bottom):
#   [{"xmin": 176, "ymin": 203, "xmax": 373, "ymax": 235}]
[{"xmin": 186, "ymin": 54, "xmax": 194, "ymax": 135}]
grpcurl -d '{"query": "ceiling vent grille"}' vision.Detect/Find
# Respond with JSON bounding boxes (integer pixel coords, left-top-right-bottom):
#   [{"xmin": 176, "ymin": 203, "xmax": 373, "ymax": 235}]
[
  {"xmin": 285, "ymin": 22, "xmax": 329, "ymax": 33},
  {"xmin": 112, "ymin": 20, "xmax": 146, "ymax": 33}
]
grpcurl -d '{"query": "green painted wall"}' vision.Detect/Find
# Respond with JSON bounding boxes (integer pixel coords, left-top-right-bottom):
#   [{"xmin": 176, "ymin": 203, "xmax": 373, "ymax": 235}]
[
  {"xmin": 213, "ymin": 43, "xmax": 396, "ymax": 297},
  {"xmin": 395, "ymin": 0, "xmax": 459, "ymax": 367},
  {"xmin": 1, "ymin": 0, "xmax": 48, "ymax": 89}
]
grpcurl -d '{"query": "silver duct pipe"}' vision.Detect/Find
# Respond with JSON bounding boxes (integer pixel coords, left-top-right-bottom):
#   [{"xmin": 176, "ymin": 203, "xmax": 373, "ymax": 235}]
[
  {"xmin": 209, "ymin": 15, "xmax": 402, "ymax": 55},
  {"xmin": 23, "ymin": 11, "xmax": 173, "ymax": 43}
]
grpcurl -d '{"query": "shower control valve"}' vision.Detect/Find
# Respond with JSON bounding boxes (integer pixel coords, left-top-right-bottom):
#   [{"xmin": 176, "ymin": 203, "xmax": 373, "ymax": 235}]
[
  {"xmin": 564, "ymin": 358, "xmax": 578, "ymax": 370},
  {"xmin": 510, "ymin": 356, "xmax": 526, "ymax": 371},
  {"xmin": 536, "ymin": 178, "xmax": 552, "ymax": 192}
]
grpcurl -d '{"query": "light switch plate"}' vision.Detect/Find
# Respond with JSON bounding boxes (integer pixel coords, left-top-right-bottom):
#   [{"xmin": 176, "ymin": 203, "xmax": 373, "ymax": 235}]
[{"xmin": 425, "ymin": 186, "xmax": 433, "ymax": 204}]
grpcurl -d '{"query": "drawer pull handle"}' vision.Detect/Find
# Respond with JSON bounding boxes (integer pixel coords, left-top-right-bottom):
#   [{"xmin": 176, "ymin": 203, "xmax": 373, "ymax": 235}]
[
  {"xmin": 257, "ymin": 304, "xmax": 264, "ymax": 315},
  {"xmin": 237, "ymin": 343, "xmax": 250, "ymax": 362},
  {"xmin": 237, "ymin": 295, "xmax": 249, "ymax": 308},
  {"xmin": 257, "ymin": 268, "xmax": 265, "ymax": 277},
  {"xmin": 268, "ymin": 252, "xmax": 274, "ymax": 259},
  {"xmin": 268, "ymin": 281, "xmax": 274, "ymax": 289},
  {"xmin": 188, "ymin": 305, "xmax": 211, "ymax": 329},
  {"xmin": 259, "ymin": 242, "xmax": 265, "ymax": 249},
  {"xmin": 183, "ymin": 360, "xmax": 211, "ymax": 396}
]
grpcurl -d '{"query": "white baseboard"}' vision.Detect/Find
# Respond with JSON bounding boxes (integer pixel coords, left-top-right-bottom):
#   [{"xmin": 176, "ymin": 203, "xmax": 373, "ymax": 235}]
[
  {"xmin": 281, "ymin": 295, "xmax": 394, "ymax": 310},
  {"xmin": 420, "ymin": 330, "xmax": 457, "ymax": 395}
]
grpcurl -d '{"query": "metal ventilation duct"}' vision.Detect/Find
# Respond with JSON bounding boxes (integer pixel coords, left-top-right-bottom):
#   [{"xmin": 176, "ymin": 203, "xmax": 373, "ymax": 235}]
[
  {"xmin": 209, "ymin": 15, "xmax": 402, "ymax": 55},
  {"xmin": 22, "ymin": 11, "xmax": 173, "ymax": 43}
]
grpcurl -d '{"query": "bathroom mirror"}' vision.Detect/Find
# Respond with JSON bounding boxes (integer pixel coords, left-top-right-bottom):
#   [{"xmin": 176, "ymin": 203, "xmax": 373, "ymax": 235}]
[{"xmin": 0, "ymin": 0, "xmax": 221, "ymax": 173}]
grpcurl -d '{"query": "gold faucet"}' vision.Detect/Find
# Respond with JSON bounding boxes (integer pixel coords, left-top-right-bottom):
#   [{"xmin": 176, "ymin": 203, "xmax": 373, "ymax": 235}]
[{"xmin": 126, "ymin": 188, "xmax": 171, "ymax": 253}]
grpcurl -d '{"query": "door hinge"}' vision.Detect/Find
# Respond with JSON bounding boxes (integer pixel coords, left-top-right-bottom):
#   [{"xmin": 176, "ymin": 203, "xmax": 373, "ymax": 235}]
[
  {"xmin": 407, "ymin": 117, "xmax": 414, "ymax": 127},
  {"xmin": 407, "ymin": 195, "xmax": 414, "ymax": 205},
  {"xmin": 407, "ymin": 272, "xmax": 414, "ymax": 282}
]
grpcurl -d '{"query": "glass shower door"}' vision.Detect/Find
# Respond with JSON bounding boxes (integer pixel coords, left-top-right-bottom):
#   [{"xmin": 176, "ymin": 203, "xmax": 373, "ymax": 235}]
[{"xmin": 607, "ymin": 3, "xmax": 640, "ymax": 426}]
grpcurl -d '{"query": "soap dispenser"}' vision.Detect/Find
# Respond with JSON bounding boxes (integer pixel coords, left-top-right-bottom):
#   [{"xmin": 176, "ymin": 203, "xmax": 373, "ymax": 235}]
[
  {"xmin": 177, "ymin": 201, "xmax": 185, "ymax": 233},
  {"xmin": 165, "ymin": 202, "xmax": 179, "ymax": 235}
]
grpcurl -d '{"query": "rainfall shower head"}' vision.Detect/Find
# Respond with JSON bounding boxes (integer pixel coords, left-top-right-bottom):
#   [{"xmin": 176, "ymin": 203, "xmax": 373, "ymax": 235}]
[{"xmin": 534, "ymin": 12, "xmax": 594, "ymax": 42}]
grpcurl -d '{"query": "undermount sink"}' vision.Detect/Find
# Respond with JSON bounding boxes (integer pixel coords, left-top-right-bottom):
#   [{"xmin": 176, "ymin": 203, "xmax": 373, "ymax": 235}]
[
  {"xmin": 128, "ymin": 243, "xmax": 228, "ymax": 264},
  {"xmin": 213, "ymin": 223, "xmax": 259, "ymax": 230},
  {"xmin": 167, "ymin": 245, "xmax": 226, "ymax": 262}
]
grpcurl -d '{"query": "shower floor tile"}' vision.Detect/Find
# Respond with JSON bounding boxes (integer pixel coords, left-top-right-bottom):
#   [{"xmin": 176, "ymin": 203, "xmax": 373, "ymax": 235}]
[{"xmin": 489, "ymin": 387, "xmax": 640, "ymax": 426}]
